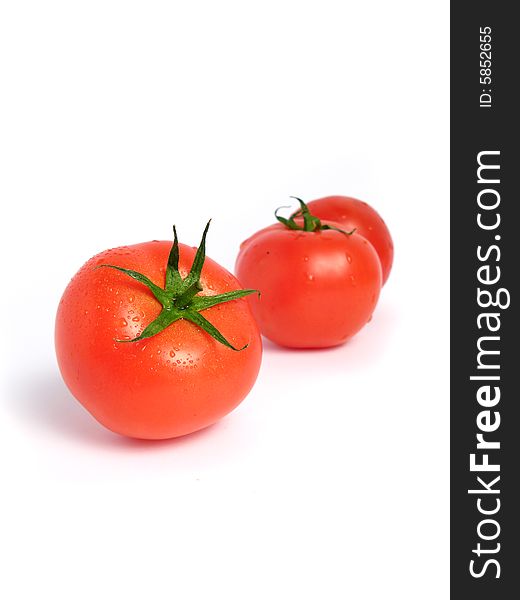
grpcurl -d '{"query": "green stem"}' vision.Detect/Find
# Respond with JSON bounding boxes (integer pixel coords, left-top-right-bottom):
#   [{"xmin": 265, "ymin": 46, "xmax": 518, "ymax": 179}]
[
  {"xmin": 174, "ymin": 280, "xmax": 203, "ymax": 308},
  {"xmin": 97, "ymin": 222, "xmax": 257, "ymax": 350},
  {"xmin": 275, "ymin": 197, "xmax": 355, "ymax": 235}
]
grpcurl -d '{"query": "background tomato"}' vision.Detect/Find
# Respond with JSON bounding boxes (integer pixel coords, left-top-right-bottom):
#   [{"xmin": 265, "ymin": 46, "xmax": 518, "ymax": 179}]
[
  {"xmin": 235, "ymin": 220, "xmax": 382, "ymax": 348},
  {"xmin": 55, "ymin": 238, "xmax": 262, "ymax": 440},
  {"xmin": 306, "ymin": 196, "xmax": 394, "ymax": 284}
]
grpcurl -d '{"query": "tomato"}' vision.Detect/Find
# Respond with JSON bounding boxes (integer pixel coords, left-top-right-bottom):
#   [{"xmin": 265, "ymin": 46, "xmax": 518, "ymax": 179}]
[
  {"xmin": 305, "ymin": 196, "xmax": 394, "ymax": 285},
  {"xmin": 55, "ymin": 224, "xmax": 262, "ymax": 440},
  {"xmin": 235, "ymin": 199, "xmax": 382, "ymax": 348}
]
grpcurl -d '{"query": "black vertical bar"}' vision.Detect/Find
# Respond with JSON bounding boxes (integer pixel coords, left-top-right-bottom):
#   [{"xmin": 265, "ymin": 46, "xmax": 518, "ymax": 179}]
[{"xmin": 451, "ymin": 2, "xmax": 519, "ymax": 597}]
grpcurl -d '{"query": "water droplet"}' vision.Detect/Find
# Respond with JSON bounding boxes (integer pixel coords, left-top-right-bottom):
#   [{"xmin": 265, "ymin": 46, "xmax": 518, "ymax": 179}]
[
  {"xmin": 132, "ymin": 316, "xmax": 140, "ymax": 322},
  {"xmin": 345, "ymin": 253, "xmax": 352, "ymax": 263},
  {"xmin": 303, "ymin": 256, "xmax": 309, "ymax": 262},
  {"xmin": 307, "ymin": 273, "xmax": 314, "ymax": 281},
  {"xmin": 157, "ymin": 349, "xmax": 161, "ymax": 354},
  {"xmin": 169, "ymin": 350, "xmax": 176, "ymax": 358},
  {"xmin": 128, "ymin": 296, "xmax": 134, "ymax": 303},
  {"xmin": 120, "ymin": 318, "xmax": 128, "ymax": 327},
  {"xmin": 349, "ymin": 275, "xmax": 357, "ymax": 286}
]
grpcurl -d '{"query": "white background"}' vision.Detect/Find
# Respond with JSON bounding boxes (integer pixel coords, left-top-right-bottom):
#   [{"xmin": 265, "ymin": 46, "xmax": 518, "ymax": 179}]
[{"xmin": 0, "ymin": 2, "xmax": 449, "ymax": 598}]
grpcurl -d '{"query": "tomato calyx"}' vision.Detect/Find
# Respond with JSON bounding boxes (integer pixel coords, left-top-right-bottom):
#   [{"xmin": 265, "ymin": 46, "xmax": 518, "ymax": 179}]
[
  {"xmin": 275, "ymin": 197, "xmax": 355, "ymax": 235},
  {"xmin": 97, "ymin": 221, "xmax": 258, "ymax": 350}
]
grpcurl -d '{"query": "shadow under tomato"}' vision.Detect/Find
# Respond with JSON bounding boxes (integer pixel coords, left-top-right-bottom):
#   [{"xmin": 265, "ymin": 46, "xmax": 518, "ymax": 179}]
[
  {"xmin": 7, "ymin": 371, "xmax": 222, "ymax": 450},
  {"xmin": 261, "ymin": 337, "xmax": 345, "ymax": 353},
  {"xmin": 259, "ymin": 299, "xmax": 398, "ymax": 374}
]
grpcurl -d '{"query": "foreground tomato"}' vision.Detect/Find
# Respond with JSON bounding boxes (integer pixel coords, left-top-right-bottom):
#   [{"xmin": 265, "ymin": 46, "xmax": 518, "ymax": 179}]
[
  {"xmin": 56, "ymin": 223, "xmax": 262, "ymax": 440},
  {"xmin": 305, "ymin": 196, "xmax": 394, "ymax": 284},
  {"xmin": 235, "ymin": 199, "xmax": 382, "ymax": 348}
]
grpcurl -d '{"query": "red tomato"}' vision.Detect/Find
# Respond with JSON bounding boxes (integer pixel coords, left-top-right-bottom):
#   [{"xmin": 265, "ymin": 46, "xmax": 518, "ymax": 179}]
[
  {"xmin": 56, "ymin": 227, "xmax": 262, "ymax": 440},
  {"xmin": 306, "ymin": 196, "xmax": 394, "ymax": 285},
  {"xmin": 236, "ymin": 205, "xmax": 382, "ymax": 348}
]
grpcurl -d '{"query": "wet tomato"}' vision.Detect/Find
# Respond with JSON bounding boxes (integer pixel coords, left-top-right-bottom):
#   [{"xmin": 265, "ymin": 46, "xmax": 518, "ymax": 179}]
[
  {"xmin": 56, "ymin": 223, "xmax": 262, "ymax": 439},
  {"xmin": 235, "ymin": 199, "xmax": 382, "ymax": 348}
]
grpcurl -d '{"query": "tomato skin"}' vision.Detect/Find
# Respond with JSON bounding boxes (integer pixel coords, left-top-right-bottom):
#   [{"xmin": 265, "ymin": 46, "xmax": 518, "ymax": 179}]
[
  {"xmin": 306, "ymin": 196, "xmax": 394, "ymax": 285},
  {"xmin": 235, "ymin": 223, "xmax": 382, "ymax": 348},
  {"xmin": 55, "ymin": 241, "xmax": 262, "ymax": 440}
]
